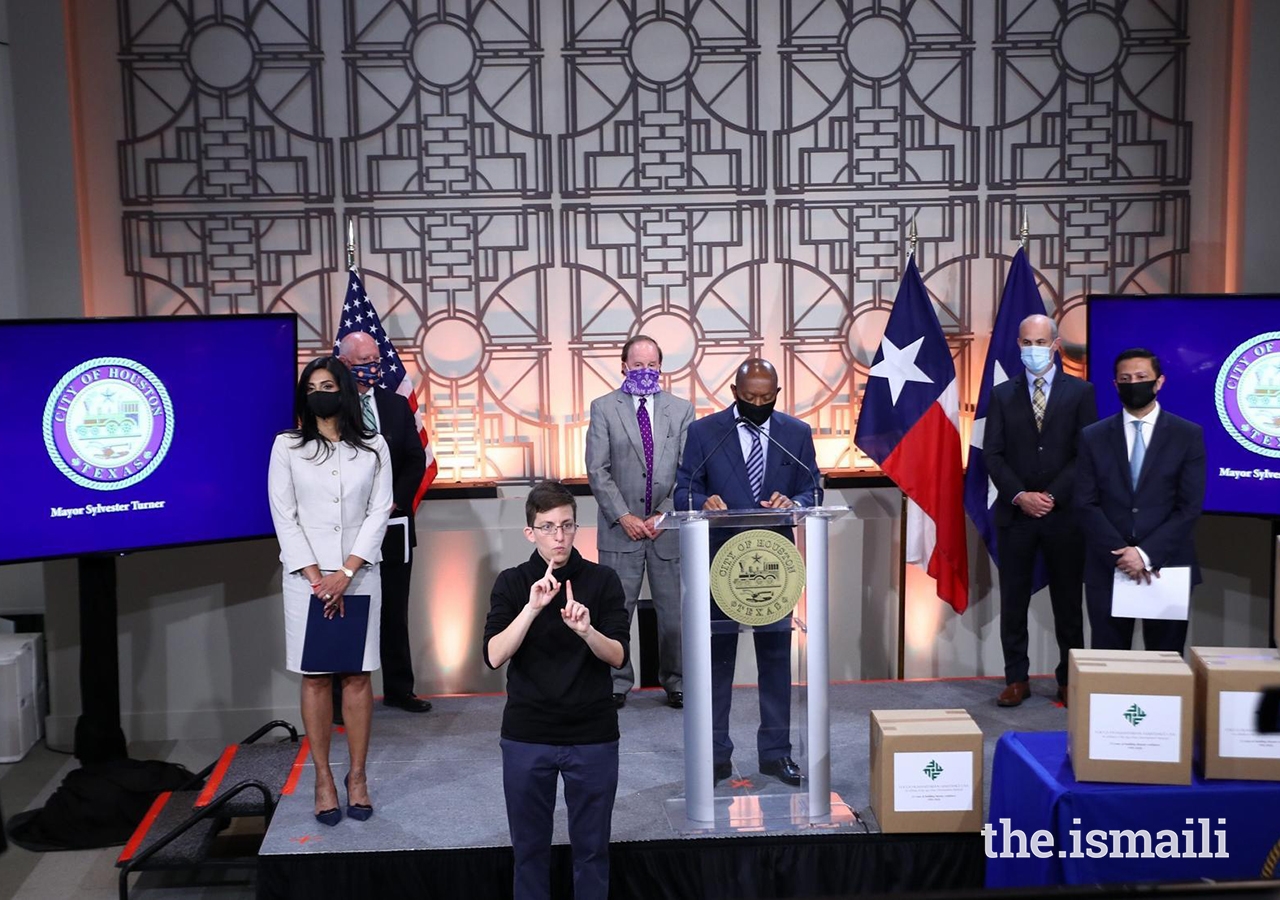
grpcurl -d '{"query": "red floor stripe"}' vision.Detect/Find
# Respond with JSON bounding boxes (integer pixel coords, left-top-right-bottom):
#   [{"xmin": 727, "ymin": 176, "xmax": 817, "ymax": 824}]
[
  {"xmin": 281, "ymin": 737, "xmax": 311, "ymax": 796},
  {"xmin": 194, "ymin": 744, "xmax": 238, "ymax": 808},
  {"xmin": 117, "ymin": 791, "xmax": 171, "ymax": 864}
]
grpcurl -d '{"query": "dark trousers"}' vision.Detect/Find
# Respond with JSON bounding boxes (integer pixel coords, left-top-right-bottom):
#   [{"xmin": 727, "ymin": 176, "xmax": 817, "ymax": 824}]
[
  {"xmin": 378, "ymin": 559, "xmax": 415, "ymax": 699},
  {"xmin": 711, "ymin": 616, "xmax": 792, "ymax": 766},
  {"xmin": 1086, "ymin": 582, "xmax": 1189, "ymax": 653},
  {"xmin": 500, "ymin": 738, "xmax": 619, "ymax": 900},
  {"xmin": 997, "ymin": 512, "xmax": 1085, "ymax": 686}
]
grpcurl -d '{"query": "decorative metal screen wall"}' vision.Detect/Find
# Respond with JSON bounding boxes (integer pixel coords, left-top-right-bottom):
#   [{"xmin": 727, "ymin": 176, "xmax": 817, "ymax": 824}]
[{"xmin": 117, "ymin": 0, "xmax": 1192, "ymax": 484}]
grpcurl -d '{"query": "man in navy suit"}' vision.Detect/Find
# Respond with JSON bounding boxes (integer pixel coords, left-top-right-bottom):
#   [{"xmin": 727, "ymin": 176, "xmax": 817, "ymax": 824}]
[
  {"xmin": 674, "ymin": 358, "xmax": 820, "ymax": 786},
  {"xmin": 1075, "ymin": 348, "xmax": 1206, "ymax": 653},
  {"xmin": 338, "ymin": 332, "xmax": 431, "ymax": 712},
  {"xmin": 984, "ymin": 314, "xmax": 1096, "ymax": 708}
]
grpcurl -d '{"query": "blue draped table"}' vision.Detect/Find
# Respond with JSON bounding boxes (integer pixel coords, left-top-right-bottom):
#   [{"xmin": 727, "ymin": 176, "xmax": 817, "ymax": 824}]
[{"xmin": 986, "ymin": 731, "xmax": 1280, "ymax": 887}]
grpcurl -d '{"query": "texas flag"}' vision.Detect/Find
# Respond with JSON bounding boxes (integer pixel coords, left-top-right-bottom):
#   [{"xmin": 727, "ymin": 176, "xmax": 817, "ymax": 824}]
[
  {"xmin": 854, "ymin": 257, "xmax": 969, "ymax": 613},
  {"xmin": 963, "ymin": 248, "xmax": 1049, "ymax": 587}
]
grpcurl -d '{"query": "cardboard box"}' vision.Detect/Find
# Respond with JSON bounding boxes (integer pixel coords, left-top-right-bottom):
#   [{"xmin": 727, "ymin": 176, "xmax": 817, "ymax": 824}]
[
  {"xmin": 869, "ymin": 708, "xmax": 983, "ymax": 833},
  {"xmin": 1190, "ymin": 646, "xmax": 1280, "ymax": 781},
  {"xmin": 1067, "ymin": 649, "xmax": 1193, "ymax": 785},
  {"xmin": 0, "ymin": 633, "xmax": 44, "ymax": 763}
]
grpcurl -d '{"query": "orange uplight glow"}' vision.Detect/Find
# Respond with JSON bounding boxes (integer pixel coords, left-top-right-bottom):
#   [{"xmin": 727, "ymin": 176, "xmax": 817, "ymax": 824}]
[{"xmin": 426, "ymin": 548, "xmax": 478, "ymax": 680}]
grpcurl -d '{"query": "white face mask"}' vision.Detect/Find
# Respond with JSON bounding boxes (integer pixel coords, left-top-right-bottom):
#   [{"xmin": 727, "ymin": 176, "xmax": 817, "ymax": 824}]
[{"xmin": 1020, "ymin": 345, "xmax": 1053, "ymax": 375}]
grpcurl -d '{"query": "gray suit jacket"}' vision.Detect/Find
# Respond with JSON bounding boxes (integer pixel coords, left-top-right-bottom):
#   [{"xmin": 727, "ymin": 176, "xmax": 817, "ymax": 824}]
[{"xmin": 586, "ymin": 388, "xmax": 694, "ymax": 559}]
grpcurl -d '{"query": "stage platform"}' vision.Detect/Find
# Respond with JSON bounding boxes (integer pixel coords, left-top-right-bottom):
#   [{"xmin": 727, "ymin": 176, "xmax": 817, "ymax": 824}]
[{"xmin": 258, "ymin": 676, "xmax": 1067, "ymax": 899}]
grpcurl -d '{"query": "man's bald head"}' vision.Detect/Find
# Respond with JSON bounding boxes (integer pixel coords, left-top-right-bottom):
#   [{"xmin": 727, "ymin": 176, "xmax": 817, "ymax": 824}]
[{"xmin": 732, "ymin": 358, "xmax": 780, "ymax": 410}]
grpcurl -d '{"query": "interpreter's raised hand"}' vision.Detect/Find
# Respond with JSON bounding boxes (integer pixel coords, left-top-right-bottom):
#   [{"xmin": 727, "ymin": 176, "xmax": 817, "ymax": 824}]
[
  {"xmin": 560, "ymin": 581, "xmax": 591, "ymax": 635},
  {"xmin": 760, "ymin": 491, "xmax": 794, "ymax": 509},
  {"xmin": 528, "ymin": 561, "xmax": 561, "ymax": 611},
  {"xmin": 703, "ymin": 494, "xmax": 728, "ymax": 511}
]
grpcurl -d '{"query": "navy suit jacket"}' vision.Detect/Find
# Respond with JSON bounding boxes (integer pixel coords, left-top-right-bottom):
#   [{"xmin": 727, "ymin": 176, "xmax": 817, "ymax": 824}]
[
  {"xmin": 984, "ymin": 370, "xmax": 1097, "ymax": 527},
  {"xmin": 372, "ymin": 386, "xmax": 427, "ymax": 550},
  {"xmin": 1074, "ymin": 407, "xmax": 1206, "ymax": 589},
  {"xmin": 674, "ymin": 407, "xmax": 820, "ymax": 554}
]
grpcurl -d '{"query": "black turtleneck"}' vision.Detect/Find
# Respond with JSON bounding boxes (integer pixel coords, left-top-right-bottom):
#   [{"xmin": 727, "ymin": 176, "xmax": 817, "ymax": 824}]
[{"xmin": 483, "ymin": 547, "xmax": 629, "ymax": 744}]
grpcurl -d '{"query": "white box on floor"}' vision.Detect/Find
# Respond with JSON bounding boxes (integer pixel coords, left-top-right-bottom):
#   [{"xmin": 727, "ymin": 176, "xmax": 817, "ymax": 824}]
[{"xmin": 0, "ymin": 633, "xmax": 45, "ymax": 762}]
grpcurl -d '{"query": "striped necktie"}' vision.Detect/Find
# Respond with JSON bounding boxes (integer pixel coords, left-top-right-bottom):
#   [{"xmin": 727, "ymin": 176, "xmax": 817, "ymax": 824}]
[
  {"xmin": 746, "ymin": 427, "xmax": 764, "ymax": 501},
  {"xmin": 361, "ymin": 392, "xmax": 376, "ymax": 430}
]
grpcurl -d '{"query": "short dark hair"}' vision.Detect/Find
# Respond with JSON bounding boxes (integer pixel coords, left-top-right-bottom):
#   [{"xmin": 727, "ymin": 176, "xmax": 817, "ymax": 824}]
[
  {"xmin": 525, "ymin": 480, "xmax": 577, "ymax": 526},
  {"xmin": 1113, "ymin": 348, "xmax": 1162, "ymax": 379},
  {"xmin": 621, "ymin": 334, "xmax": 663, "ymax": 365}
]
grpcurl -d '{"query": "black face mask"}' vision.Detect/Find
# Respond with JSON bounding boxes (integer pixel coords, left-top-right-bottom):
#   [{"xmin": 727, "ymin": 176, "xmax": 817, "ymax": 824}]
[
  {"xmin": 1116, "ymin": 380, "xmax": 1158, "ymax": 411},
  {"xmin": 736, "ymin": 398, "xmax": 776, "ymax": 427},
  {"xmin": 307, "ymin": 391, "xmax": 343, "ymax": 419}
]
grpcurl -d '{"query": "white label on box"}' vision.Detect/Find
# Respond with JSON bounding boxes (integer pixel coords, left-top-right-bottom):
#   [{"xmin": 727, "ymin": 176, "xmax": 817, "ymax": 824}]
[
  {"xmin": 1088, "ymin": 693, "xmax": 1182, "ymax": 762},
  {"xmin": 1219, "ymin": 691, "xmax": 1280, "ymax": 759},
  {"xmin": 892, "ymin": 751, "xmax": 973, "ymax": 812}
]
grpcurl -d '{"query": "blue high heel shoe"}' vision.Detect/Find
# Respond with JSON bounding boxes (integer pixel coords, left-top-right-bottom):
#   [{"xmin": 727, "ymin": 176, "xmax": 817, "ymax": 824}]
[{"xmin": 344, "ymin": 772, "xmax": 373, "ymax": 822}]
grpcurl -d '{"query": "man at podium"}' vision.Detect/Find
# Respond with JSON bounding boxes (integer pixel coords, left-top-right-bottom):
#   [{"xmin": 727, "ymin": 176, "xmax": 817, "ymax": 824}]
[{"xmin": 674, "ymin": 358, "xmax": 821, "ymax": 786}]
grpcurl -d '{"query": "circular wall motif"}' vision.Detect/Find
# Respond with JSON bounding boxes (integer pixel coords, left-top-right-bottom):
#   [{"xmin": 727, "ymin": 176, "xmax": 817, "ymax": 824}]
[
  {"xmin": 188, "ymin": 24, "xmax": 255, "ymax": 90},
  {"xmin": 1060, "ymin": 12, "xmax": 1123, "ymax": 76},
  {"xmin": 844, "ymin": 15, "xmax": 908, "ymax": 80},
  {"xmin": 846, "ymin": 308, "xmax": 891, "ymax": 367},
  {"xmin": 639, "ymin": 312, "xmax": 698, "ymax": 373},
  {"xmin": 423, "ymin": 318, "xmax": 486, "ymax": 379},
  {"xmin": 412, "ymin": 22, "xmax": 477, "ymax": 88},
  {"xmin": 629, "ymin": 19, "xmax": 695, "ymax": 84}
]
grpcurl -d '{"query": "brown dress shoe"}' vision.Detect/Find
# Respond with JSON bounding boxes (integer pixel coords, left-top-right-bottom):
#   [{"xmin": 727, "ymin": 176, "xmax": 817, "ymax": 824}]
[{"xmin": 997, "ymin": 681, "xmax": 1030, "ymax": 707}]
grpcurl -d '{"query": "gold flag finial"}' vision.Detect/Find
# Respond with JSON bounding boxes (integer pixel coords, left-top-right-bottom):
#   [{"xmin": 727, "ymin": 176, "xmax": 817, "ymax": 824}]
[
  {"xmin": 907, "ymin": 215, "xmax": 918, "ymax": 261},
  {"xmin": 1019, "ymin": 208, "xmax": 1029, "ymax": 251},
  {"xmin": 346, "ymin": 218, "xmax": 356, "ymax": 270}
]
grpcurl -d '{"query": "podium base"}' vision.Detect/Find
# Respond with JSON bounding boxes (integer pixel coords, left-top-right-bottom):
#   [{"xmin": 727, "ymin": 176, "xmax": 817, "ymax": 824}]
[{"xmin": 663, "ymin": 790, "xmax": 861, "ymax": 835}]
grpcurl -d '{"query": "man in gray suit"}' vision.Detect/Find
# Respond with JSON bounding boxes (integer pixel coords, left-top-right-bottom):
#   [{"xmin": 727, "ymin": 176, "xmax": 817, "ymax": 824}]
[{"xmin": 586, "ymin": 335, "xmax": 694, "ymax": 709}]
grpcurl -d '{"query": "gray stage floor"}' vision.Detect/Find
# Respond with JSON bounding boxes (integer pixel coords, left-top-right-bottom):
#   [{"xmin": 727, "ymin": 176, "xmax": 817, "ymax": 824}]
[{"xmin": 260, "ymin": 675, "xmax": 1066, "ymax": 856}]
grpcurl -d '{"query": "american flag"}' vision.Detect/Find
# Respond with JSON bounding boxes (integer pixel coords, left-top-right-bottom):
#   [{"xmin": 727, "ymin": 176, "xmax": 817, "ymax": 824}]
[{"xmin": 333, "ymin": 267, "xmax": 437, "ymax": 509}]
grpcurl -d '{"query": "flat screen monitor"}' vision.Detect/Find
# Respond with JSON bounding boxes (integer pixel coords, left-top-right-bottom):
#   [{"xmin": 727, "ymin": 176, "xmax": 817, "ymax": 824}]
[
  {"xmin": 0, "ymin": 314, "xmax": 298, "ymax": 563},
  {"xmin": 1086, "ymin": 295, "xmax": 1280, "ymax": 518}
]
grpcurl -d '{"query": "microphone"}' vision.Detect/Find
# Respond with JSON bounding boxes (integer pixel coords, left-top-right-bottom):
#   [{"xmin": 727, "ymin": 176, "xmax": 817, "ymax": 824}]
[
  {"xmin": 739, "ymin": 418, "xmax": 824, "ymax": 508},
  {"xmin": 685, "ymin": 416, "xmax": 751, "ymax": 513}
]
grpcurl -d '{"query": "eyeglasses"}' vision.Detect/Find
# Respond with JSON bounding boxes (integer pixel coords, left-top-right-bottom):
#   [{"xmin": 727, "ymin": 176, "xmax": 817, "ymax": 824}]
[{"xmin": 531, "ymin": 523, "xmax": 578, "ymax": 536}]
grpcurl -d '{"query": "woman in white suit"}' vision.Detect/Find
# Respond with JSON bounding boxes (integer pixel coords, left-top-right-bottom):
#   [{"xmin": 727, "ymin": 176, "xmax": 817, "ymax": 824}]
[{"xmin": 268, "ymin": 357, "xmax": 392, "ymax": 825}]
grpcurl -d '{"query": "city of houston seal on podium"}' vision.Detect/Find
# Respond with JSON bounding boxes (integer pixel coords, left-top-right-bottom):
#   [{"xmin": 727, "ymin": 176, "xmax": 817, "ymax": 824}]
[{"xmin": 710, "ymin": 529, "xmax": 806, "ymax": 626}]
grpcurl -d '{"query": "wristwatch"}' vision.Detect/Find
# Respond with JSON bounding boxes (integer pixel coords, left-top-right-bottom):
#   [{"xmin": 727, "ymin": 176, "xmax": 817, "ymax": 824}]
[{"xmin": 340, "ymin": 565, "xmax": 356, "ymax": 579}]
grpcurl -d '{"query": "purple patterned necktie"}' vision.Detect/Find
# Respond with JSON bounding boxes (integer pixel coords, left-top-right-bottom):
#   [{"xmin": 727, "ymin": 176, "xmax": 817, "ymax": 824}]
[{"xmin": 637, "ymin": 397, "xmax": 654, "ymax": 515}]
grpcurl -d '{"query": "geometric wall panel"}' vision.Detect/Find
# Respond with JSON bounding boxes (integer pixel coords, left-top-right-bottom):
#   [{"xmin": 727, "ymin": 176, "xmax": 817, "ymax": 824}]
[
  {"xmin": 560, "ymin": 0, "xmax": 765, "ymax": 196},
  {"xmin": 118, "ymin": 0, "xmax": 333, "ymax": 203},
  {"xmin": 987, "ymin": 0, "xmax": 1190, "ymax": 189},
  {"xmin": 777, "ymin": 0, "xmax": 978, "ymax": 193},
  {"xmin": 341, "ymin": 0, "xmax": 551, "ymax": 200}
]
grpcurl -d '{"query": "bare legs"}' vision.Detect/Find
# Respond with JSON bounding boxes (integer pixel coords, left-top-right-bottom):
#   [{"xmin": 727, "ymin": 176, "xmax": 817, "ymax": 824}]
[{"xmin": 300, "ymin": 672, "xmax": 374, "ymax": 814}]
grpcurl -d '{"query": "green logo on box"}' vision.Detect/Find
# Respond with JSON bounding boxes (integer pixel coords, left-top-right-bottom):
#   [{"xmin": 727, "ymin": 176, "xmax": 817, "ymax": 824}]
[
  {"xmin": 1124, "ymin": 704, "xmax": 1146, "ymax": 726},
  {"xmin": 923, "ymin": 760, "xmax": 943, "ymax": 780}
]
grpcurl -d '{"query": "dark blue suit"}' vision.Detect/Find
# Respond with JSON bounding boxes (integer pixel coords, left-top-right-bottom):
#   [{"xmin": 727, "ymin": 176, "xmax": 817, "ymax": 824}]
[
  {"xmin": 1074, "ymin": 407, "xmax": 1206, "ymax": 652},
  {"xmin": 674, "ymin": 406, "xmax": 820, "ymax": 767}
]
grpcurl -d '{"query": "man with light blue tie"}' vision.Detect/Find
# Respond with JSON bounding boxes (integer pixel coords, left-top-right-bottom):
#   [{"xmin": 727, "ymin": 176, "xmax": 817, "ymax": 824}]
[
  {"xmin": 586, "ymin": 335, "xmax": 694, "ymax": 709},
  {"xmin": 1075, "ymin": 348, "xmax": 1206, "ymax": 652}
]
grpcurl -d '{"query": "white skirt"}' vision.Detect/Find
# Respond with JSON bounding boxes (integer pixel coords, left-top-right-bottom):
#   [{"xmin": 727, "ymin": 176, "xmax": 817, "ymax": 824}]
[{"xmin": 283, "ymin": 566, "xmax": 382, "ymax": 674}]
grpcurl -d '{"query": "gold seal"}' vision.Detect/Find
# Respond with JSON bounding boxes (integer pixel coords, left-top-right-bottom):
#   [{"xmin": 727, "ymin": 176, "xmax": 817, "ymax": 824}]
[{"xmin": 710, "ymin": 529, "xmax": 806, "ymax": 626}]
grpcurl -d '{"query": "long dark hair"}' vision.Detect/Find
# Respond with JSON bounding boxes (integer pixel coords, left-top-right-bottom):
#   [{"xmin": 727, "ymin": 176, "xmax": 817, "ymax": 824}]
[{"xmin": 288, "ymin": 357, "xmax": 377, "ymax": 460}]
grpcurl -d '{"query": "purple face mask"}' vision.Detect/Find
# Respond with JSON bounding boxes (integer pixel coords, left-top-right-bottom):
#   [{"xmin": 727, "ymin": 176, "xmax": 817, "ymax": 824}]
[{"xmin": 621, "ymin": 368, "xmax": 661, "ymax": 396}]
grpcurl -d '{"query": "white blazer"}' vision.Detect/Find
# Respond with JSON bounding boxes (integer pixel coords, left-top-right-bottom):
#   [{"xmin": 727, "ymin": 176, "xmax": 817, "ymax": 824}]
[{"xmin": 267, "ymin": 432, "xmax": 393, "ymax": 573}]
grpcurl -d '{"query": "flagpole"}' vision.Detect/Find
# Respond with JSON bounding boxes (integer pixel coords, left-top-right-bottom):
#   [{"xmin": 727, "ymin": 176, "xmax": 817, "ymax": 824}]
[
  {"xmin": 896, "ymin": 217, "xmax": 916, "ymax": 680},
  {"xmin": 346, "ymin": 217, "xmax": 356, "ymax": 270},
  {"xmin": 1019, "ymin": 208, "xmax": 1029, "ymax": 252}
]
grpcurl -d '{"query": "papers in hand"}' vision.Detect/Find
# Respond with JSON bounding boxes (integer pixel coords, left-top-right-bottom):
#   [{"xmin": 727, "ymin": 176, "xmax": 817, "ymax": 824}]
[
  {"xmin": 382, "ymin": 516, "xmax": 410, "ymax": 565},
  {"xmin": 1111, "ymin": 566, "xmax": 1191, "ymax": 621}
]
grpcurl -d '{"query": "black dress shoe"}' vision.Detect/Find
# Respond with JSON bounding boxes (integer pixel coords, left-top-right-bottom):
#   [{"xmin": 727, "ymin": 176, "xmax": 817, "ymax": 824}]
[
  {"xmin": 383, "ymin": 695, "xmax": 432, "ymax": 713},
  {"xmin": 666, "ymin": 691, "xmax": 683, "ymax": 709},
  {"xmin": 713, "ymin": 761, "xmax": 732, "ymax": 784},
  {"xmin": 760, "ymin": 756, "xmax": 803, "ymax": 786},
  {"xmin": 613, "ymin": 692, "xmax": 627, "ymax": 708}
]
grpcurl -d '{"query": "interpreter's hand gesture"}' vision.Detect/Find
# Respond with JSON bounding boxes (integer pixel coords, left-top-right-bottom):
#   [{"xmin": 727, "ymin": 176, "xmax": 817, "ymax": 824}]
[
  {"xmin": 528, "ymin": 561, "xmax": 561, "ymax": 612},
  {"xmin": 561, "ymin": 581, "xmax": 591, "ymax": 636}
]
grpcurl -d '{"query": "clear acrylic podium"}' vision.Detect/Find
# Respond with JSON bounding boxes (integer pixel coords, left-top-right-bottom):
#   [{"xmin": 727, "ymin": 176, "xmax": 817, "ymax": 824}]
[{"xmin": 654, "ymin": 506, "xmax": 857, "ymax": 833}]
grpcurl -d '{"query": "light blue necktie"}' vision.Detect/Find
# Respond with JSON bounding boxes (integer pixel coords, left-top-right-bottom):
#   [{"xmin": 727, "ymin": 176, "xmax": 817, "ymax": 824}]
[
  {"xmin": 746, "ymin": 428, "xmax": 764, "ymax": 501},
  {"xmin": 361, "ymin": 393, "xmax": 376, "ymax": 430},
  {"xmin": 1130, "ymin": 420, "xmax": 1146, "ymax": 489}
]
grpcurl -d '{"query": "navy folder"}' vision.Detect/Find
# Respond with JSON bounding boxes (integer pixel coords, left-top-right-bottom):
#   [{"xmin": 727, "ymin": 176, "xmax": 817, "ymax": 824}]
[{"xmin": 301, "ymin": 594, "xmax": 372, "ymax": 672}]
